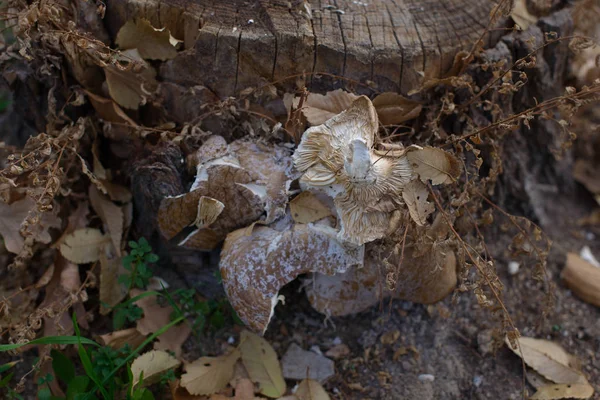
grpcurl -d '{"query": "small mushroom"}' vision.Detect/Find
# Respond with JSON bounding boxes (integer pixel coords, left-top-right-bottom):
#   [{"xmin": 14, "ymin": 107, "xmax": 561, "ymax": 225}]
[{"xmin": 293, "ymin": 96, "xmax": 413, "ymax": 245}]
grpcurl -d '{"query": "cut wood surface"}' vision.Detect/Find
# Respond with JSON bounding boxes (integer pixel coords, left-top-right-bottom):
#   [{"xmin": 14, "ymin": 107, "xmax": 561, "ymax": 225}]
[{"xmin": 105, "ymin": 0, "xmax": 497, "ymax": 96}]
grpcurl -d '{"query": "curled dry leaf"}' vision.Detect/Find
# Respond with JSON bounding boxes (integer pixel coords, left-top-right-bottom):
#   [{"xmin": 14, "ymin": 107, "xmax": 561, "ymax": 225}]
[
  {"xmin": 239, "ymin": 330, "xmax": 286, "ymax": 398},
  {"xmin": 132, "ymin": 289, "xmax": 191, "ymax": 357},
  {"xmin": 289, "ymin": 191, "xmax": 332, "ymax": 224},
  {"xmin": 59, "ymin": 228, "xmax": 109, "ymax": 264},
  {"xmin": 506, "ymin": 336, "xmax": 594, "ymax": 399},
  {"xmin": 84, "ymin": 90, "xmax": 138, "ymax": 127},
  {"xmin": 561, "ymin": 253, "xmax": 600, "ymax": 307},
  {"xmin": 295, "ymin": 379, "xmax": 331, "ymax": 400},
  {"xmin": 131, "ymin": 350, "xmax": 181, "ymax": 389},
  {"xmin": 159, "ymin": 137, "xmax": 295, "ymax": 250},
  {"xmin": 116, "ymin": 19, "xmax": 178, "ymax": 60},
  {"xmin": 180, "ymin": 349, "xmax": 241, "ymax": 395},
  {"xmin": 299, "ymin": 89, "xmax": 358, "ymax": 125},
  {"xmin": 220, "ymin": 223, "xmax": 363, "ymax": 333},
  {"xmin": 0, "ymin": 196, "xmax": 61, "ymax": 254},
  {"xmin": 402, "ymin": 179, "xmax": 434, "ymax": 226},
  {"xmin": 371, "ymin": 92, "xmax": 422, "ymax": 125},
  {"xmin": 293, "ymin": 96, "xmax": 413, "ymax": 245},
  {"xmin": 407, "ymin": 146, "xmax": 461, "ymax": 185}
]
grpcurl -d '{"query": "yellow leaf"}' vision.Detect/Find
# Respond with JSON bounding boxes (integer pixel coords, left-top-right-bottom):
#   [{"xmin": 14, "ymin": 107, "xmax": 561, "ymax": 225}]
[
  {"xmin": 131, "ymin": 350, "xmax": 181, "ymax": 389},
  {"xmin": 59, "ymin": 228, "xmax": 109, "ymax": 264},
  {"xmin": 180, "ymin": 349, "xmax": 241, "ymax": 395},
  {"xmin": 116, "ymin": 19, "xmax": 178, "ymax": 60},
  {"xmin": 295, "ymin": 379, "xmax": 330, "ymax": 400},
  {"xmin": 289, "ymin": 192, "xmax": 332, "ymax": 224},
  {"xmin": 402, "ymin": 180, "xmax": 434, "ymax": 226},
  {"xmin": 531, "ymin": 383, "xmax": 594, "ymax": 399},
  {"xmin": 407, "ymin": 147, "xmax": 460, "ymax": 185},
  {"xmin": 239, "ymin": 330, "xmax": 286, "ymax": 398}
]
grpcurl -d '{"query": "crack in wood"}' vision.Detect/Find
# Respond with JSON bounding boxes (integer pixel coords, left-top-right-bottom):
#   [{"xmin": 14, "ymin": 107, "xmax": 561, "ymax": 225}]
[
  {"xmin": 412, "ymin": 20, "xmax": 427, "ymax": 74},
  {"xmin": 333, "ymin": 0, "xmax": 348, "ymax": 77},
  {"xmin": 385, "ymin": 3, "xmax": 405, "ymax": 91}
]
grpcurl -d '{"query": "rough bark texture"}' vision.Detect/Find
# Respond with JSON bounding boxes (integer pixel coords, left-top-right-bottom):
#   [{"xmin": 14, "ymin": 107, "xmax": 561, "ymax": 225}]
[{"xmin": 105, "ymin": 0, "xmax": 497, "ymax": 97}]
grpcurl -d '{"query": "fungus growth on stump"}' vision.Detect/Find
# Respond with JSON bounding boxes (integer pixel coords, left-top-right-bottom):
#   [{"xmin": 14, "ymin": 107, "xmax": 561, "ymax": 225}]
[{"xmin": 158, "ymin": 95, "xmax": 461, "ymax": 333}]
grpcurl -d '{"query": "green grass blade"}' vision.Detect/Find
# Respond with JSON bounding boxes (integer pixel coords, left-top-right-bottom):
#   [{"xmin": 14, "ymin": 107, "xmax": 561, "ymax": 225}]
[
  {"xmin": 0, "ymin": 336, "xmax": 100, "ymax": 352},
  {"xmin": 73, "ymin": 315, "xmax": 110, "ymax": 400}
]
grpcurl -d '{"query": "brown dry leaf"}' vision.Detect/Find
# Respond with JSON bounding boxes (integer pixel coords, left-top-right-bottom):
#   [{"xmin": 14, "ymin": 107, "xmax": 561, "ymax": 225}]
[
  {"xmin": 105, "ymin": 49, "xmax": 158, "ymax": 110},
  {"xmin": 300, "ymin": 89, "xmax": 359, "ymax": 125},
  {"xmin": 85, "ymin": 90, "xmax": 138, "ymax": 127},
  {"xmin": 89, "ymin": 185, "xmax": 124, "ymax": 255},
  {"xmin": 325, "ymin": 344, "xmax": 350, "ymax": 360},
  {"xmin": 0, "ymin": 197, "xmax": 61, "ymax": 254},
  {"xmin": 372, "ymin": 92, "xmax": 422, "ymax": 125},
  {"xmin": 573, "ymin": 159, "xmax": 600, "ymax": 195},
  {"xmin": 193, "ymin": 196, "xmax": 225, "ymax": 228},
  {"xmin": 99, "ymin": 328, "xmax": 147, "ymax": 350},
  {"xmin": 289, "ymin": 192, "xmax": 332, "ymax": 224},
  {"xmin": 295, "ymin": 379, "xmax": 330, "ymax": 400},
  {"xmin": 132, "ymin": 289, "xmax": 191, "ymax": 357},
  {"xmin": 402, "ymin": 179, "xmax": 434, "ymax": 226},
  {"xmin": 170, "ymin": 380, "xmax": 211, "ymax": 400},
  {"xmin": 131, "ymin": 350, "xmax": 181, "ymax": 389},
  {"xmin": 99, "ymin": 247, "xmax": 128, "ymax": 314},
  {"xmin": 180, "ymin": 349, "xmax": 241, "ymax": 395},
  {"xmin": 59, "ymin": 228, "xmax": 109, "ymax": 264},
  {"xmin": 407, "ymin": 147, "xmax": 460, "ymax": 185},
  {"xmin": 562, "ymin": 252, "xmax": 600, "ymax": 307},
  {"xmin": 116, "ymin": 19, "xmax": 178, "ymax": 60},
  {"xmin": 506, "ymin": 336, "xmax": 594, "ymax": 399},
  {"xmin": 221, "ymin": 223, "xmax": 363, "ymax": 333},
  {"xmin": 239, "ymin": 330, "xmax": 286, "ymax": 398}
]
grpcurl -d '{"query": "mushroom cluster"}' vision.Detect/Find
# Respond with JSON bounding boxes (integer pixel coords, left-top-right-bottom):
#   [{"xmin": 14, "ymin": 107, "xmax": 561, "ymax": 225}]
[{"xmin": 160, "ymin": 96, "xmax": 461, "ymax": 333}]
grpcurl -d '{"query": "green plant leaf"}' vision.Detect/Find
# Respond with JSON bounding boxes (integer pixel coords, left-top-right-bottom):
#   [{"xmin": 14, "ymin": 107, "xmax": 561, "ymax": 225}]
[
  {"xmin": 0, "ymin": 372, "xmax": 14, "ymax": 388},
  {"xmin": 67, "ymin": 376, "xmax": 90, "ymax": 400},
  {"xmin": 73, "ymin": 315, "xmax": 110, "ymax": 400},
  {"xmin": 38, "ymin": 387, "xmax": 52, "ymax": 400},
  {"xmin": 51, "ymin": 349, "xmax": 76, "ymax": 385}
]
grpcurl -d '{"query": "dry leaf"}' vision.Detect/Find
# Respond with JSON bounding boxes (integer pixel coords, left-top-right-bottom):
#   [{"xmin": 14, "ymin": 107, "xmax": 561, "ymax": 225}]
[
  {"xmin": 402, "ymin": 179, "xmax": 434, "ymax": 226},
  {"xmin": 407, "ymin": 146, "xmax": 460, "ymax": 185},
  {"xmin": 561, "ymin": 253, "xmax": 600, "ymax": 307},
  {"xmin": 289, "ymin": 192, "xmax": 332, "ymax": 224},
  {"xmin": 85, "ymin": 90, "xmax": 138, "ymax": 127},
  {"xmin": 131, "ymin": 350, "xmax": 181, "ymax": 389},
  {"xmin": 99, "ymin": 328, "xmax": 147, "ymax": 350},
  {"xmin": 99, "ymin": 247, "xmax": 128, "ymax": 314},
  {"xmin": 59, "ymin": 228, "xmax": 109, "ymax": 264},
  {"xmin": 573, "ymin": 159, "xmax": 600, "ymax": 195},
  {"xmin": 506, "ymin": 336, "xmax": 594, "ymax": 399},
  {"xmin": 180, "ymin": 350, "xmax": 241, "ymax": 395},
  {"xmin": 220, "ymin": 223, "xmax": 363, "ymax": 333},
  {"xmin": 0, "ymin": 197, "xmax": 61, "ymax": 254},
  {"xmin": 105, "ymin": 49, "xmax": 158, "ymax": 109},
  {"xmin": 132, "ymin": 289, "xmax": 191, "ymax": 357},
  {"xmin": 372, "ymin": 92, "xmax": 422, "ymax": 125},
  {"xmin": 324, "ymin": 344, "xmax": 350, "ymax": 360},
  {"xmin": 295, "ymin": 379, "xmax": 330, "ymax": 400},
  {"xmin": 116, "ymin": 19, "xmax": 178, "ymax": 60},
  {"xmin": 239, "ymin": 330, "xmax": 286, "ymax": 398},
  {"xmin": 89, "ymin": 185, "xmax": 124, "ymax": 256},
  {"xmin": 300, "ymin": 89, "xmax": 359, "ymax": 125},
  {"xmin": 511, "ymin": 0, "xmax": 538, "ymax": 30}
]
